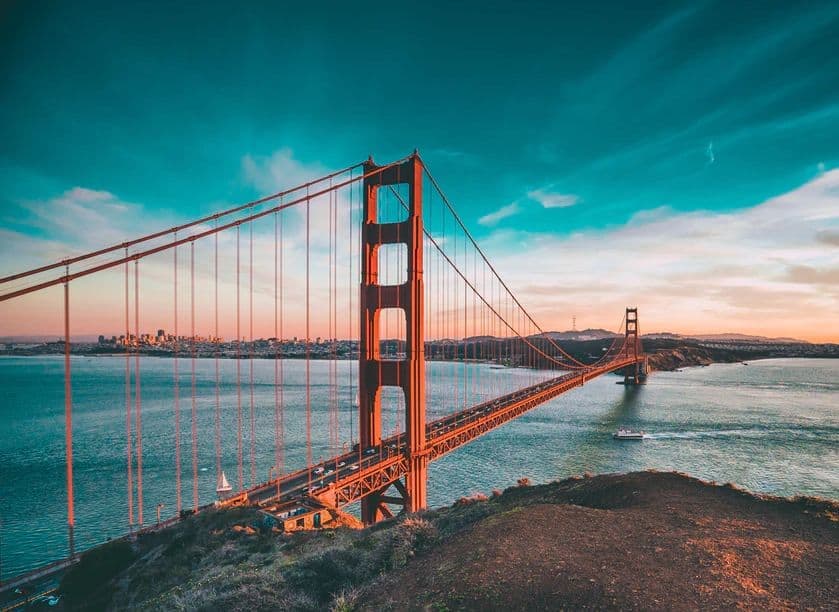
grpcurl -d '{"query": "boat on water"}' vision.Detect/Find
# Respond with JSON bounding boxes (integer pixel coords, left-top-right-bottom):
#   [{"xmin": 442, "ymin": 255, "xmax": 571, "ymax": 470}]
[
  {"xmin": 216, "ymin": 470, "xmax": 233, "ymax": 496},
  {"xmin": 613, "ymin": 428, "xmax": 644, "ymax": 441}
]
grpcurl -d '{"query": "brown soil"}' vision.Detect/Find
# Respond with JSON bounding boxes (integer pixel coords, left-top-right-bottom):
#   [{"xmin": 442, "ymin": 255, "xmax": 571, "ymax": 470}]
[{"xmin": 363, "ymin": 472, "xmax": 838, "ymax": 611}]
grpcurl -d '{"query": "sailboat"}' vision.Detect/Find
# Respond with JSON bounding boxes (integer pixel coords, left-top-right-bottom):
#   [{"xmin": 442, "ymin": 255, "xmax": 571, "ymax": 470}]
[{"xmin": 216, "ymin": 470, "xmax": 232, "ymax": 497}]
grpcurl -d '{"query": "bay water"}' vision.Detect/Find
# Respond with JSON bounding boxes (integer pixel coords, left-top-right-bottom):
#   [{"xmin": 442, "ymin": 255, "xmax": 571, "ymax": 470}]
[{"xmin": 1, "ymin": 356, "xmax": 836, "ymax": 579}]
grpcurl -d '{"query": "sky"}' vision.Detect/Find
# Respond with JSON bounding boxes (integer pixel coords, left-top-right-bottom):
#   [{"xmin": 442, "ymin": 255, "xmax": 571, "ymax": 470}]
[{"xmin": 1, "ymin": 0, "xmax": 838, "ymax": 341}]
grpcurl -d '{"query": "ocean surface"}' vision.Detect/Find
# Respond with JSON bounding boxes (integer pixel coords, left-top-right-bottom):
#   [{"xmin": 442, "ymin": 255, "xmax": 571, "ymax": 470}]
[{"xmin": 1, "ymin": 356, "xmax": 837, "ymax": 579}]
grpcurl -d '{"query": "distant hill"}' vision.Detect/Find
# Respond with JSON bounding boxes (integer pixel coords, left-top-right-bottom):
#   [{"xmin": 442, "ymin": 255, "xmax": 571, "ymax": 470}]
[
  {"xmin": 640, "ymin": 332, "xmax": 683, "ymax": 340},
  {"xmin": 532, "ymin": 329, "xmax": 620, "ymax": 341},
  {"xmin": 642, "ymin": 332, "xmax": 809, "ymax": 344},
  {"xmin": 689, "ymin": 333, "xmax": 808, "ymax": 344}
]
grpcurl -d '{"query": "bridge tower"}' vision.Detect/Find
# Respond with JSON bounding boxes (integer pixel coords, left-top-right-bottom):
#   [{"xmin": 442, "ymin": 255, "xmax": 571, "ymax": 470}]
[
  {"xmin": 624, "ymin": 307, "xmax": 646, "ymax": 385},
  {"xmin": 359, "ymin": 153, "xmax": 427, "ymax": 523}
]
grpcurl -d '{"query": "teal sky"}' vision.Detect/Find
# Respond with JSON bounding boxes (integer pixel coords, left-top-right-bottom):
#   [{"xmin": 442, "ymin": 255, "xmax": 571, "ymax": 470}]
[{"xmin": 1, "ymin": 1, "xmax": 838, "ymax": 340}]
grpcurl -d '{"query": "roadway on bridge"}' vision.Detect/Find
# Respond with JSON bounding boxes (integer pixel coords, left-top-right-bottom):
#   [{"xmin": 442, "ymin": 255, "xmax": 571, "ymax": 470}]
[{"xmin": 235, "ymin": 356, "xmax": 640, "ymax": 510}]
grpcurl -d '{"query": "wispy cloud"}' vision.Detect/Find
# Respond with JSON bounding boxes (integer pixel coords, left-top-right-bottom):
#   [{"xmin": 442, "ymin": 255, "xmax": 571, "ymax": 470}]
[
  {"xmin": 241, "ymin": 147, "xmax": 327, "ymax": 194},
  {"xmin": 478, "ymin": 202, "xmax": 520, "ymax": 226},
  {"xmin": 816, "ymin": 229, "xmax": 839, "ymax": 246},
  {"xmin": 783, "ymin": 264, "xmax": 839, "ymax": 286},
  {"xmin": 526, "ymin": 188, "xmax": 579, "ymax": 209},
  {"xmin": 14, "ymin": 188, "xmax": 146, "ymax": 256},
  {"xmin": 480, "ymin": 169, "xmax": 839, "ymax": 341}
]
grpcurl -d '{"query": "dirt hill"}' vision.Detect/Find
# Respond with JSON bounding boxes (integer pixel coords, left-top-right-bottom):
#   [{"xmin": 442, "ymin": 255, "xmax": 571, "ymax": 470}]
[{"xmin": 57, "ymin": 472, "xmax": 837, "ymax": 611}]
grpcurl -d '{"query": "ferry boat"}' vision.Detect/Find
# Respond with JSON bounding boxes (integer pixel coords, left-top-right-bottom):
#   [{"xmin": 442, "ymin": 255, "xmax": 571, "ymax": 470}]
[{"xmin": 613, "ymin": 428, "xmax": 644, "ymax": 441}]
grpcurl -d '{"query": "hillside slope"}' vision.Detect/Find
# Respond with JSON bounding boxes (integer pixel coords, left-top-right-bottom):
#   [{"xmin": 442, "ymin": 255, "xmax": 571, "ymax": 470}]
[{"xmin": 57, "ymin": 472, "xmax": 838, "ymax": 611}]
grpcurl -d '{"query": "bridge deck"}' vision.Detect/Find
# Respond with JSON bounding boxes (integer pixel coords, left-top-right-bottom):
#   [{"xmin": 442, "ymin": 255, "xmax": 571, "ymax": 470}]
[{"xmin": 221, "ymin": 355, "xmax": 642, "ymax": 511}]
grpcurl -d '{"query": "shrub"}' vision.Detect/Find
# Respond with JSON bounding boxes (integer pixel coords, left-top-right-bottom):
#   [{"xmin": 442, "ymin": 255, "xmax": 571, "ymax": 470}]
[
  {"xmin": 330, "ymin": 586, "xmax": 363, "ymax": 612},
  {"xmin": 60, "ymin": 539, "xmax": 137, "ymax": 609}
]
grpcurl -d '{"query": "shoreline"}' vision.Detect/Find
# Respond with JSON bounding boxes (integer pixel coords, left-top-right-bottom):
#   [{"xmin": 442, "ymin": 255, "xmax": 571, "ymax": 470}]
[{"xmin": 1, "ymin": 350, "xmax": 837, "ymax": 367}]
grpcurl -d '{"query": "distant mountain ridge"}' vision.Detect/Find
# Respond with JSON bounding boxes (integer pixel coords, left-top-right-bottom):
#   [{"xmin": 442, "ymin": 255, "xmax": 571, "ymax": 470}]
[
  {"xmin": 533, "ymin": 330, "xmax": 809, "ymax": 344},
  {"xmin": 530, "ymin": 328, "xmax": 619, "ymax": 341},
  {"xmin": 643, "ymin": 332, "xmax": 809, "ymax": 344},
  {"xmin": 1, "ymin": 331, "xmax": 812, "ymax": 345}
]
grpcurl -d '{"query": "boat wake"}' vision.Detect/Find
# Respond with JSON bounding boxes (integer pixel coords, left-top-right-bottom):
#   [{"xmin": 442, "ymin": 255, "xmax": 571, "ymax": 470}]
[{"xmin": 644, "ymin": 427, "xmax": 832, "ymax": 441}]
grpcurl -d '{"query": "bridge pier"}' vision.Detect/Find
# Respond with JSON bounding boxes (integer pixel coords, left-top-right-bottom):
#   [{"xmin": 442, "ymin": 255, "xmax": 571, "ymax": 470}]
[{"xmin": 359, "ymin": 153, "xmax": 426, "ymax": 523}]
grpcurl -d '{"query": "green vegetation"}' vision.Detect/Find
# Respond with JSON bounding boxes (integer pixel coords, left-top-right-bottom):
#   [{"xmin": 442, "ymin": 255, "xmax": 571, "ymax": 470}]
[
  {"xmin": 58, "ymin": 482, "xmax": 539, "ymax": 610},
  {"xmin": 58, "ymin": 473, "xmax": 838, "ymax": 610},
  {"xmin": 58, "ymin": 506, "xmax": 442, "ymax": 610}
]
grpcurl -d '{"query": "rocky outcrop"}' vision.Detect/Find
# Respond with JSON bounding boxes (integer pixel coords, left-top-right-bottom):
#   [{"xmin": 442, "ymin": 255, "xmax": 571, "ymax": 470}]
[{"xmin": 647, "ymin": 346, "xmax": 742, "ymax": 371}]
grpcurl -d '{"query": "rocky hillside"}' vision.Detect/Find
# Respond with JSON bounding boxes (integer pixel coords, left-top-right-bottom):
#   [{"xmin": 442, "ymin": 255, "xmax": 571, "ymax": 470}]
[{"xmin": 56, "ymin": 472, "xmax": 837, "ymax": 611}]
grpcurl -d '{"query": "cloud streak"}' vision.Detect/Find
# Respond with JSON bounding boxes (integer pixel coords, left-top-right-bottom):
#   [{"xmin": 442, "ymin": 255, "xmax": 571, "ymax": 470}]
[
  {"xmin": 479, "ymin": 169, "xmax": 839, "ymax": 341},
  {"xmin": 527, "ymin": 188, "xmax": 579, "ymax": 209},
  {"xmin": 478, "ymin": 202, "xmax": 520, "ymax": 226},
  {"xmin": 3, "ymin": 154, "xmax": 838, "ymax": 343}
]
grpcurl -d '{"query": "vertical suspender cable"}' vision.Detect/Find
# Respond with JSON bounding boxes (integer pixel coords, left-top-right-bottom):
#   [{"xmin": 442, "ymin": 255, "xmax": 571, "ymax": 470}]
[
  {"xmin": 306, "ymin": 187, "xmax": 312, "ymax": 484},
  {"xmin": 124, "ymin": 251, "xmax": 134, "ymax": 528},
  {"xmin": 249, "ymin": 221, "xmax": 255, "ymax": 487},
  {"xmin": 174, "ymin": 240, "xmax": 181, "ymax": 514},
  {"xmin": 236, "ymin": 226, "xmax": 243, "ymax": 491},
  {"xmin": 279, "ymin": 202, "xmax": 285, "ymax": 486},
  {"xmin": 63, "ymin": 268, "xmax": 75, "ymax": 556},
  {"xmin": 464, "ymin": 238, "xmax": 469, "ymax": 407},
  {"xmin": 357, "ymin": 177, "xmax": 363, "ymax": 466},
  {"xmin": 377, "ymin": 181, "xmax": 383, "ymax": 459},
  {"xmin": 395, "ymin": 174, "xmax": 401, "ymax": 440},
  {"xmin": 214, "ymin": 227, "xmax": 221, "ymax": 488},
  {"xmin": 328, "ymin": 181, "xmax": 333, "ymax": 452},
  {"xmin": 134, "ymin": 259, "xmax": 143, "ymax": 525},
  {"xmin": 191, "ymin": 240, "xmax": 198, "ymax": 510},
  {"xmin": 347, "ymin": 170, "xmax": 361, "ymax": 446},
  {"xmin": 328, "ymin": 180, "xmax": 334, "ymax": 452},
  {"xmin": 333, "ymin": 180, "xmax": 339, "ymax": 452},
  {"xmin": 332, "ymin": 181, "xmax": 339, "ymax": 452},
  {"xmin": 273, "ymin": 212, "xmax": 279, "ymax": 471},
  {"xmin": 273, "ymin": 209, "xmax": 280, "ymax": 497}
]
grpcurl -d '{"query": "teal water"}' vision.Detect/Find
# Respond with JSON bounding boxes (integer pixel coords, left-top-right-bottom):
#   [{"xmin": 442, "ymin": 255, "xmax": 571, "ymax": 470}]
[{"xmin": 0, "ymin": 357, "xmax": 837, "ymax": 579}]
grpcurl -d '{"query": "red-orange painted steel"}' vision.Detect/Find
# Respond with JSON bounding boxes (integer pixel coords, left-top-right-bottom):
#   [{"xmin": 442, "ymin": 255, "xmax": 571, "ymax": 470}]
[
  {"xmin": 174, "ymin": 243, "xmax": 181, "ymax": 514},
  {"xmin": 224, "ymin": 351, "xmax": 645, "ymax": 512},
  {"xmin": 0, "ymin": 161, "xmax": 364, "ymax": 285},
  {"xmin": 124, "ymin": 253, "xmax": 134, "ymax": 528},
  {"xmin": 134, "ymin": 260, "xmax": 144, "ymax": 526},
  {"xmin": 63, "ymin": 277, "xmax": 75, "ymax": 555},
  {"xmin": 0, "ymin": 160, "xmax": 411, "ymax": 303},
  {"xmin": 359, "ymin": 154, "xmax": 427, "ymax": 523},
  {"xmin": 625, "ymin": 307, "xmax": 642, "ymax": 383}
]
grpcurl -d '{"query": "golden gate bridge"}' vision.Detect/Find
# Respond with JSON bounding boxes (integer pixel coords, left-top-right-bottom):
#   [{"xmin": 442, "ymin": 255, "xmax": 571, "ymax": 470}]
[{"xmin": 0, "ymin": 151, "xmax": 646, "ymax": 568}]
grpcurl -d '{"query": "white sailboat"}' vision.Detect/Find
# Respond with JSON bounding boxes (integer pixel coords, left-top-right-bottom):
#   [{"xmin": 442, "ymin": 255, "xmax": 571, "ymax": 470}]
[{"xmin": 216, "ymin": 470, "xmax": 232, "ymax": 497}]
